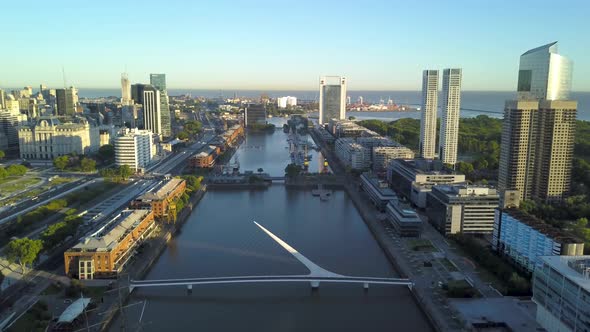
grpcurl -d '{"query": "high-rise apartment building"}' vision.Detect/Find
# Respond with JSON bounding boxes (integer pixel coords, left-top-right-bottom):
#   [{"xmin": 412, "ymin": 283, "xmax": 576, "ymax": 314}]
[
  {"xmin": 115, "ymin": 128, "xmax": 155, "ymax": 170},
  {"xmin": 499, "ymin": 43, "xmax": 576, "ymax": 203},
  {"xmin": 517, "ymin": 42, "xmax": 572, "ymax": 101},
  {"xmin": 142, "ymin": 85, "xmax": 161, "ymax": 136},
  {"xmin": 319, "ymin": 76, "xmax": 346, "ymax": 125},
  {"xmin": 150, "ymin": 74, "xmax": 171, "ymax": 137},
  {"xmin": 419, "ymin": 70, "xmax": 438, "ymax": 159},
  {"xmin": 439, "ymin": 69, "xmax": 462, "ymax": 165},
  {"xmin": 121, "ymin": 73, "xmax": 132, "ymax": 106},
  {"xmin": 56, "ymin": 88, "xmax": 75, "ymax": 116},
  {"xmin": 498, "ymin": 100, "xmax": 539, "ymax": 201},
  {"xmin": 533, "ymin": 100, "xmax": 577, "ymax": 202}
]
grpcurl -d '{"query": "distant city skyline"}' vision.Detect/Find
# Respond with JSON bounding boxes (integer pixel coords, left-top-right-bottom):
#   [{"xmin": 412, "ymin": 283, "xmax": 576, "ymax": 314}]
[{"xmin": 1, "ymin": 0, "xmax": 589, "ymax": 91}]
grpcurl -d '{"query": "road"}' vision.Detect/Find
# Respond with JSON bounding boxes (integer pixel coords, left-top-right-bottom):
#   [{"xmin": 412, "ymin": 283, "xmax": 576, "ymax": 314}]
[{"xmin": 0, "ymin": 178, "xmax": 101, "ymax": 226}]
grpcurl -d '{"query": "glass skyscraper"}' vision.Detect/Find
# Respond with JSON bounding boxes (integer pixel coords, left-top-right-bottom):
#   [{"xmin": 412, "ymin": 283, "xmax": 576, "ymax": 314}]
[
  {"xmin": 150, "ymin": 74, "xmax": 171, "ymax": 137},
  {"xmin": 517, "ymin": 41, "xmax": 573, "ymax": 101}
]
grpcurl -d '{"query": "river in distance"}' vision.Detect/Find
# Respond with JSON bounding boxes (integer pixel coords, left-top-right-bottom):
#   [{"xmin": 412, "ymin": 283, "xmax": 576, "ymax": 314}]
[
  {"xmin": 112, "ymin": 118, "xmax": 432, "ymax": 331},
  {"xmin": 74, "ymin": 89, "xmax": 590, "ymax": 121}
]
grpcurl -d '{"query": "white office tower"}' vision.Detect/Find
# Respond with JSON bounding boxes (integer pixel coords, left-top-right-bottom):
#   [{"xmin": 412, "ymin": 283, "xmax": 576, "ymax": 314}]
[
  {"xmin": 115, "ymin": 128, "xmax": 155, "ymax": 171},
  {"xmin": 419, "ymin": 70, "xmax": 439, "ymax": 159},
  {"xmin": 121, "ymin": 73, "xmax": 132, "ymax": 106},
  {"xmin": 517, "ymin": 42, "xmax": 572, "ymax": 101},
  {"xmin": 319, "ymin": 76, "xmax": 346, "ymax": 125},
  {"xmin": 142, "ymin": 85, "xmax": 161, "ymax": 136},
  {"xmin": 439, "ymin": 68, "xmax": 462, "ymax": 165}
]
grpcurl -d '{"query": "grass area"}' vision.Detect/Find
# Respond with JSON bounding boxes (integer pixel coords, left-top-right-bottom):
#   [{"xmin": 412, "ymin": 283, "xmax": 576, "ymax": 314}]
[
  {"xmin": 408, "ymin": 238, "xmax": 438, "ymax": 252},
  {"xmin": 438, "ymin": 258, "xmax": 459, "ymax": 272},
  {"xmin": 0, "ymin": 177, "xmax": 42, "ymax": 195},
  {"xmin": 7, "ymin": 301, "xmax": 51, "ymax": 332},
  {"xmin": 0, "ymin": 176, "xmax": 77, "ymax": 207}
]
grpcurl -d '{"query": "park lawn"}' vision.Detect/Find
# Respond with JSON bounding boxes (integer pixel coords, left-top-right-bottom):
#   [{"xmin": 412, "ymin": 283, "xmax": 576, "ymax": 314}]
[
  {"xmin": 0, "ymin": 177, "xmax": 43, "ymax": 195},
  {"xmin": 408, "ymin": 238, "xmax": 438, "ymax": 252},
  {"xmin": 48, "ymin": 176, "xmax": 76, "ymax": 186}
]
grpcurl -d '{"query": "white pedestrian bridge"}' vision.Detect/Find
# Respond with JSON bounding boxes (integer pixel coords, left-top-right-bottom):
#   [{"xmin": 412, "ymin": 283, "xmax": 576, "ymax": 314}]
[{"xmin": 129, "ymin": 221, "xmax": 413, "ymax": 292}]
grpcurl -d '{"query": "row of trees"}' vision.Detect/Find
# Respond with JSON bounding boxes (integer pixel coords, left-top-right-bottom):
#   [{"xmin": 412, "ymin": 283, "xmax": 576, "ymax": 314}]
[
  {"xmin": 99, "ymin": 165, "xmax": 133, "ymax": 182},
  {"xmin": 53, "ymin": 155, "xmax": 96, "ymax": 172},
  {"xmin": 0, "ymin": 164, "xmax": 28, "ymax": 179},
  {"xmin": 6, "ymin": 214, "xmax": 81, "ymax": 273},
  {"xmin": 177, "ymin": 120, "xmax": 203, "ymax": 140},
  {"xmin": 451, "ymin": 234, "xmax": 531, "ymax": 296}
]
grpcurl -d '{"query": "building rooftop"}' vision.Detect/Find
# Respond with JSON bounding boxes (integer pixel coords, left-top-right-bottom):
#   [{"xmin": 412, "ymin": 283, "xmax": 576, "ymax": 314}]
[
  {"xmin": 361, "ymin": 173, "xmax": 396, "ymax": 198},
  {"xmin": 540, "ymin": 256, "xmax": 590, "ymax": 292},
  {"xmin": 434, "ymin": 185, "xmax": 498, "ymax": 197},
  {"xmin": 393, "ymin": 159, "xmax": 461, "ymax": 176},
  {"xmin": 522, "ymin": 41, "xmax": 558, "ymax": 56},
  {"xmin": 71, "ymin": 209, "xmax": 151, "ymax": 252},
  {"xmin": 502, "ymin": 208, "xmax": 583, "ymax": 244},
  {"xmin": 137, "ymin": 178, "xmax": 185, "ymax": 201}
]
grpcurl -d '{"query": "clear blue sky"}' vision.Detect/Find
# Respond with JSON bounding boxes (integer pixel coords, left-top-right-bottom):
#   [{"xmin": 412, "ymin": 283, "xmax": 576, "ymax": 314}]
[{"xmin": 1, "ymin": 0, "xmax": 589, "ymax": 91}]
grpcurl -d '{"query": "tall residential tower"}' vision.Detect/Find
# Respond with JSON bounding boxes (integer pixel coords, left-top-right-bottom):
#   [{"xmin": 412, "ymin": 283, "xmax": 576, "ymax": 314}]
[
  {"xmin": 419, "ymin": 70, "xmax": 438, "ymax": 159},
  {"xmin": 319, "ymin": 76, "xmax": 346, "ymax": 125},
  {"xmin": 499, "ymin": 42, "xmax": 576, "ymax": 203},
  {"xmin": 439, "ymin": 69, "xmax": 462, "ymax": 165}
]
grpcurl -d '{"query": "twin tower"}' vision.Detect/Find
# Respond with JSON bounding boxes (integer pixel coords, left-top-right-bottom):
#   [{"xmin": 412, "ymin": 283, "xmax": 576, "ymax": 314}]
[{"xmin": 419, "ymin": 68, "xmax": 462, "ymax": 165}]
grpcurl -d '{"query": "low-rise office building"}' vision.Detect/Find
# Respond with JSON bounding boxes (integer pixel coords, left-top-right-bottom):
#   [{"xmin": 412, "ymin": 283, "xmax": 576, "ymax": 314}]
[
  {"xmin": 335, "ymin": 138, "xmax": 370, "ymax": 170},
  {"xmin": 372, "ymin": 146, "xmax": 415, "ymax": 173},
  {"xmin": 386, "ymin": 199, "xmax": 422, "ymax": 237},
  {"xmin": 131, "ymin": 178, "xmax": 186, "ymax": 222},
  {"xmin": 493, "ymin": 208, "xmax": 584, "ymax": 273},
  {"xmin": 388, "ymin": 159, "xmax": 466, "ymax": 208},
  {"xmin": 360, "ymin": 172, "xmax": 397, "ymax": 211},
  {"xmin": 18, "ymin": 116, "xmax": 99, "ymax": 160},
  {"xmin": 426, "ymin": 185, "xmax": 499, "ymax": 235},
  {"xmin": 189, "ymin": 145, "xmax": 220, "ymax": 168},
  {"xmin": 532, "ymin": 256, "xmax": 590, "ymax": 332},
  {"xmin": 64, "ymin": 209, "xmax": 155, "ymax": 279},
  {"xmin": 114, "ymin": 128, "xmax": 155, "ymax": 171}
]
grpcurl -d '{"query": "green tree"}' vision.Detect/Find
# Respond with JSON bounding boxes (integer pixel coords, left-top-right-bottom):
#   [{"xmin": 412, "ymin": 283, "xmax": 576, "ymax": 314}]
[
  {"xmin": 118, "ymin": 165, "xmax": 133, "ymax": 180},
  {"xmin": 98, "ymin": 144, "xmax": 115, "ymax": 162},
  {"xmin": 456, "ymin": 161, "xmax": 474, "ymax": 175},
  {"xmin": 6, "ymin": 164, "xmax": 28, "ymax": 176},
  {"xmin": 80, "ymin": 158, "xmax": 96, "ymax": 172},
  {"xmin": 285, "ymin": 163, "xmax": 302, "ymax": 177},
  {"xmin": 0, "ymin": 167, "xmax": 7, "ymax": 179},
  {"xmin": 0, "ymin": 150, "xmax": 5, "ymax": 159},
  {"xmin": 53, "ymin": 155, "xmax": 70, "ymax": 171},
  {"xmin": 177, "ymin": 131, "xmax": 189, "ymax": 140},
  {"xmin": 6, "ymin": 238, "xmax": 43, "ymax": 273}
]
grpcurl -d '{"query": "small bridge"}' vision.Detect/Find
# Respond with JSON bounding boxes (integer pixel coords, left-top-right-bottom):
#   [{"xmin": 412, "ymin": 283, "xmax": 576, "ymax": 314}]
[{"xmin": 129, "ymin": 222, "xmax": 413, "ymax": 292}]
